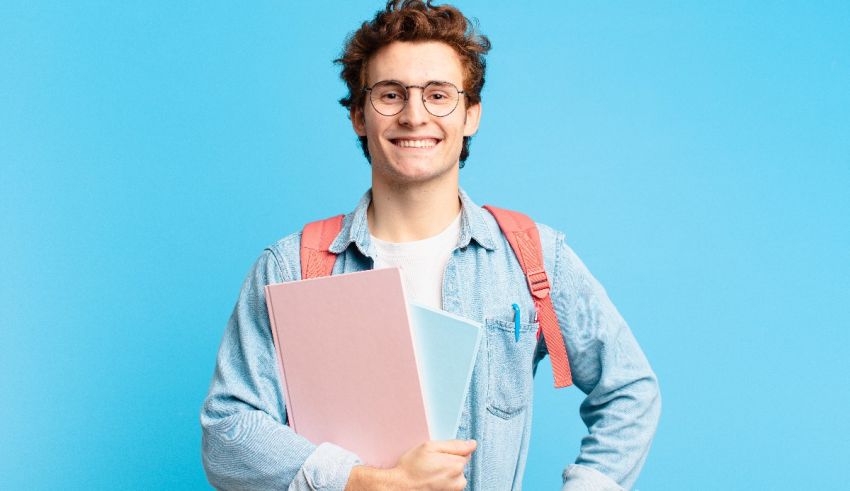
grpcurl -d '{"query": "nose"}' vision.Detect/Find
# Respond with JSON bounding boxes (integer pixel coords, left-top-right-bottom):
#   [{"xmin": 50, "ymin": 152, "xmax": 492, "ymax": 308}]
[{"xmin": 397, "ymin": 87, "xmax": 429, "ymax": 127}]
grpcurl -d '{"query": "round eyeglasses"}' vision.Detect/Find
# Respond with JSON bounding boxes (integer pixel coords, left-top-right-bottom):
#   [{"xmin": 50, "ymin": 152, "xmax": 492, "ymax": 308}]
[{"xmin": 364, "ymin": 80, "xmax": 465, "ymax": 117}]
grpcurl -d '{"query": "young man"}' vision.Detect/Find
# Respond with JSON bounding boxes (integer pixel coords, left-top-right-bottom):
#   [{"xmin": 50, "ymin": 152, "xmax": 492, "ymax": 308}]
[{"xmin": 201, "ymin": 1, "xmax": 660, "ymax": 490}]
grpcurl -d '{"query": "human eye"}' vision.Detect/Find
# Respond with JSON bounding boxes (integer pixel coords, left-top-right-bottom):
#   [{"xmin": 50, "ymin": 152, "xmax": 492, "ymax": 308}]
[
  {"xmin": 425, "ymin": 83, "xmax": 455, "ymax": 104},
  {"xmin": 375, "ymin": 83, "xmax": 405, "ymax": 104}
]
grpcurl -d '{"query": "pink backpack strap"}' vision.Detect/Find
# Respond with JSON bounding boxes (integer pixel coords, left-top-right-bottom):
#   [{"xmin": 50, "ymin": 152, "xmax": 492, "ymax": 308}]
[
  {"xmin": 300, "ymin": 214, "xmax": 345, "ymax": 279},
  {"xmin": 483, "ymin": 205, "xmax": 574, "ymax": 388}
]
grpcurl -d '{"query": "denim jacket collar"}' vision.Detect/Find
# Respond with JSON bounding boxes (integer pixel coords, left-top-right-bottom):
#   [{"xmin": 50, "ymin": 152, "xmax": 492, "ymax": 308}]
[{"xmin": 328, "ymin": 187, "xmax": 499, "ymax": 257}]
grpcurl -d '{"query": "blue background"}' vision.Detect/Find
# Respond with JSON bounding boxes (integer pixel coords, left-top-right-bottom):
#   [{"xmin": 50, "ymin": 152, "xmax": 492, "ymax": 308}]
[{"xmin": 2, "ymin": 1, "xmax": 848, "ymax": 489}]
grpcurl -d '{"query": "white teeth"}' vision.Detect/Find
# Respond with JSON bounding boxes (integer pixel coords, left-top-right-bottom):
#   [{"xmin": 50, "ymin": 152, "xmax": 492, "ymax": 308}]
[{"xmin": 395, "ymin": 139, "xmax": 437, "ymax": 148}]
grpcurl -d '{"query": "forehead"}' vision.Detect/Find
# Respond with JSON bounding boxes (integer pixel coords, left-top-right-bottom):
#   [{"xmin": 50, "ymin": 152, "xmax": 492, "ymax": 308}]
[{"xmin": 366, "ymin": 41, "xmax": 465, "ymax": 86}]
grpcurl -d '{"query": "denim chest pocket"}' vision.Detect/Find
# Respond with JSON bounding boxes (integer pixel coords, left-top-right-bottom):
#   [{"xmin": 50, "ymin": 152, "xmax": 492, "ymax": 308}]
[{"xmin": 485, "ymin": 316, "xmax": 538, "ymax": 419}]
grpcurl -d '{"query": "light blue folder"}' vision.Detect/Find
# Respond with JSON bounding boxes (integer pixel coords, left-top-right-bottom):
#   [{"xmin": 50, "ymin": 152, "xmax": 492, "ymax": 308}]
[{"xmin": 408, "ymin": 303, "xmax": 483, "ymax": 440}]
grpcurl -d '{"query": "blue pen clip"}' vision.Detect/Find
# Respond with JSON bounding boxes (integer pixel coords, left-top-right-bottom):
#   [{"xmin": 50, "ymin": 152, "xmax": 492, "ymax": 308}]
[{"xmin": 511, "ymin": 303, "xmax": 521, "ymax": 342}]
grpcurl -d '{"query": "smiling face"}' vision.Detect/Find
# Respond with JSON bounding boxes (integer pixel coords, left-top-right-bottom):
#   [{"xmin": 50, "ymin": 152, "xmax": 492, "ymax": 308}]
[{"xmin": 352, "ymin": 41, "xmax": 481, "ymax": 188}]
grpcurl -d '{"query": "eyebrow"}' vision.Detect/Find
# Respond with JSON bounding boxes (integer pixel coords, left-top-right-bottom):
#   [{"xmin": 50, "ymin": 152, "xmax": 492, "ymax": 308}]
[{"xmin": 372, "ymin": 79, "xmax": 458, "ymax": 86}]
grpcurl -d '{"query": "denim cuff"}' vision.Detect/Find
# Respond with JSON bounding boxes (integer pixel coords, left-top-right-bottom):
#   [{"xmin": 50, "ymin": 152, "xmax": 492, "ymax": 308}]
[
  {"xmin": 288, "ymin": 442, "xmax": 362, "ymax": 490},
  {"xmin": 562, "ymin": 464, "xmax": 624, "ymax": 491}
]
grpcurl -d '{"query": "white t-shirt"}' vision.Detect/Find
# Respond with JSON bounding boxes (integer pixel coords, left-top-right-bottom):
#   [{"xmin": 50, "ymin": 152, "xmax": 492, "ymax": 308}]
[{"xmin": 370, "ymin": 212, "xmax": 462, "ymax": 310}]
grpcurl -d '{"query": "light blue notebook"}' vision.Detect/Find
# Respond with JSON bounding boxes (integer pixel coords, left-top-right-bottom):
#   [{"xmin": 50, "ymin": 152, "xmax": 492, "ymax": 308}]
[{"xmin": 408, "ymin": 303, "xmax": 483, "ymax": 441}]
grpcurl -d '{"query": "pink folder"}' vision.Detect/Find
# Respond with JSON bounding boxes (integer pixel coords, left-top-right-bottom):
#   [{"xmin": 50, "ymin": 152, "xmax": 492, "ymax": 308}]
[{"xmin": 264, "ymin": 267, "xmax": 429, "ymax": 468}]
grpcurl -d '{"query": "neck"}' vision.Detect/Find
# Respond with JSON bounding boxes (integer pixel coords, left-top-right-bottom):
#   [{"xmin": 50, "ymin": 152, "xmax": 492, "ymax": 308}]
[{"xmin": 368, "ymin": 175, "xmax": 461, "ymax": 243}]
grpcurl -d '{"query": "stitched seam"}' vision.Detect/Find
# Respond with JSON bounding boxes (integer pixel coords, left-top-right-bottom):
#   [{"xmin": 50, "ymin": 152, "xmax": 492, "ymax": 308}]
[{"xmin": 266, "ymin": 245, "xmax": 290, "ymax": 283}]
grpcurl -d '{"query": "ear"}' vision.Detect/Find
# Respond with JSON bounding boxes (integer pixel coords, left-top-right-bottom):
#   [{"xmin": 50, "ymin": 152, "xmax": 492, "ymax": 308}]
[
  {"xmin": 351, "ymin": 106, "xmax": 367, "ymax": 137},
  {"xmin": 463, "ymin": 102, "xmax": 482, "ymax": 137}
]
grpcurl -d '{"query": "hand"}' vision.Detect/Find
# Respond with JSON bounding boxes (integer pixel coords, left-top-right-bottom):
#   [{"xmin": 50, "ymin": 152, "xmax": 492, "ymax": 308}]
[
  {"xmin": 345, "ymin": 439, "xmax": 477, "ymax": 491},
  {"xmin": 392, "ymin": 439, "xmax": 476, "ymax": 490}
]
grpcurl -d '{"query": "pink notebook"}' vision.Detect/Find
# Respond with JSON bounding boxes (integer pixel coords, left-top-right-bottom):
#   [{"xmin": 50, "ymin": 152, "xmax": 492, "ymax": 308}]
[{"xmin": 264, "ymin": 267, "xmax": 429, "ymax": 468}]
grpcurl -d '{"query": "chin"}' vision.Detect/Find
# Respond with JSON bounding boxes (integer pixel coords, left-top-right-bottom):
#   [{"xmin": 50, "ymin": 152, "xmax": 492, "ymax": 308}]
[{"xmin": 374, "ymin": 157, "xmax": 456, "ymax": 185}]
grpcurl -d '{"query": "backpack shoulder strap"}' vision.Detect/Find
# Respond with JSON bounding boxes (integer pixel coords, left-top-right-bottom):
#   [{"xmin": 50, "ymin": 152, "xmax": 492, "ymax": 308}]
[
  {"xmin": 300, "ymin": 214, "xmax": 345, "ymax": 279},
  {"xmin": 483, "ymin": 205, "xmax": 574, "ymax": 389}
]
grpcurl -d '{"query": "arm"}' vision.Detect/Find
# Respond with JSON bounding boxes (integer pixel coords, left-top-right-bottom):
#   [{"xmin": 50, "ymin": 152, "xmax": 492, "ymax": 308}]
[
  {"xmin": 200, "ymin": 249, "xmax": 475, "ymax": 490},
  {"xmin": 345, "ymin": 440, "xmax": 476, "ymax": 491},
  {"xmin": 200, "ymin": 249, "xmax": 361, "ymax": 490},
  {"xmin": 550, "ymin": 232, "xmax": 661, "ymax": 491}
]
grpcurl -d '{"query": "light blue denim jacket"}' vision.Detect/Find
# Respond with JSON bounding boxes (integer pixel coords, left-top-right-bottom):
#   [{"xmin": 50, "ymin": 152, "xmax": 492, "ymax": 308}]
[{"xmin": 201, "ymin": 188, "xmax": 660, "ymax": 490}]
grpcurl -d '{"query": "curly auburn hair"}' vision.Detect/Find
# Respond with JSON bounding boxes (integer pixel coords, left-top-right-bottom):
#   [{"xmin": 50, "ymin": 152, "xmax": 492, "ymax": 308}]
[{"xmin": 335, "ymin": 0, "xmax": 491, "ymax": 166}]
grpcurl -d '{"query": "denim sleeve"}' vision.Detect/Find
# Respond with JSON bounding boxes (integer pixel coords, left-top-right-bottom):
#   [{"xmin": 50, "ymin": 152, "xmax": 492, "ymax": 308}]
[
  {"xmin": 550, "ymin": 233, "xmax": 661, "ymax": 491},
  {"xmin": 200, "ymin": 249, "xmax": 361, "ymax": 490}
]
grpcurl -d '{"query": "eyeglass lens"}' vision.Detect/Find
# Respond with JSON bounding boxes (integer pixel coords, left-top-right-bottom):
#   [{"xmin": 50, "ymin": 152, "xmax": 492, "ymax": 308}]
[{"xmin": 369, "ymin": 81, "xmax": 461, "ymax": 117}]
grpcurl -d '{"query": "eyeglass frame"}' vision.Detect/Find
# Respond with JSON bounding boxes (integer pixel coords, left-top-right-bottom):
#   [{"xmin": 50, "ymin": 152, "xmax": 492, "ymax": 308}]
[{"xmin": 362, "ymin": 80, "xmax": 467, "ymax": 118}]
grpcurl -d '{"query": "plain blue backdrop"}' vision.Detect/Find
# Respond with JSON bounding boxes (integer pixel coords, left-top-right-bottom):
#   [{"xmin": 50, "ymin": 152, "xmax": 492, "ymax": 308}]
[{"xmin": 2, "ymin": 1, "xmax": 848, "ymax": 489}]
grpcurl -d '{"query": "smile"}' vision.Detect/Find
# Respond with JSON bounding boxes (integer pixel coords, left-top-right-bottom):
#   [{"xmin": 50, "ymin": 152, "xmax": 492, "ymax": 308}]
[{"xmin": 391, "ymin": 138, "xmax": 441, "ymax": 148}]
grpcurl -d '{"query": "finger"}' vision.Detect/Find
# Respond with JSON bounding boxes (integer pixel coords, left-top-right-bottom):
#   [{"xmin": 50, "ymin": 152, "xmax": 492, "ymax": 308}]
[
  {"xmin": 433, "ymin": 454, "xmax": 468, "ymax": 478},
  {"xmin": 451, "ymin": 476, "xmax": 468, "ymax": 491},
  {"xmin": 429, "ymin": 439, "xmax": 477, "ymax": 456}
]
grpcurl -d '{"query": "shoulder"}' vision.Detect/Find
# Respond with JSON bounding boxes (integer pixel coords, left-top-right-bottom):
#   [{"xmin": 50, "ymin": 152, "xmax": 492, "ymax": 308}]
[
  {"xmin": 534, "ymin": 221, "xmax": 587, "ymax": 279},
  {"xmin": 252, "ymin": 231, "xmax": 303, "ymax": 283},
  {"xmin": 479, "ymin": 203, "xmax": 567, "ymax": 273},
  {"xmin": 477, "ymin": 205, "xmax": 566, "ymax": 246},
  {"xmin": 534, "ymin": 221, "xmax": 567, "ymax": 278},
  {"xmin": 534, "ymin": 221, "xmax": 566, "ymax": 251}
]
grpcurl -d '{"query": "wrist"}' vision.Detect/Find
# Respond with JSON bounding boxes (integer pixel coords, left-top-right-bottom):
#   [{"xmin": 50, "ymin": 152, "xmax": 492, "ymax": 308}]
[{"xmin": 345, "ymin": 465, "xmax": 401, "ymax": 491}]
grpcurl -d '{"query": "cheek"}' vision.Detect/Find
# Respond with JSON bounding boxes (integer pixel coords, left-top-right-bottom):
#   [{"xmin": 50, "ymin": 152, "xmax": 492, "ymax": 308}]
[
  {"xmin": 365, "ymin": 115, "xmax": 392, "ymax": 140},
  {"xmin": 446, "ymin": 121, "xmax": 467, "ymax": 141}
]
